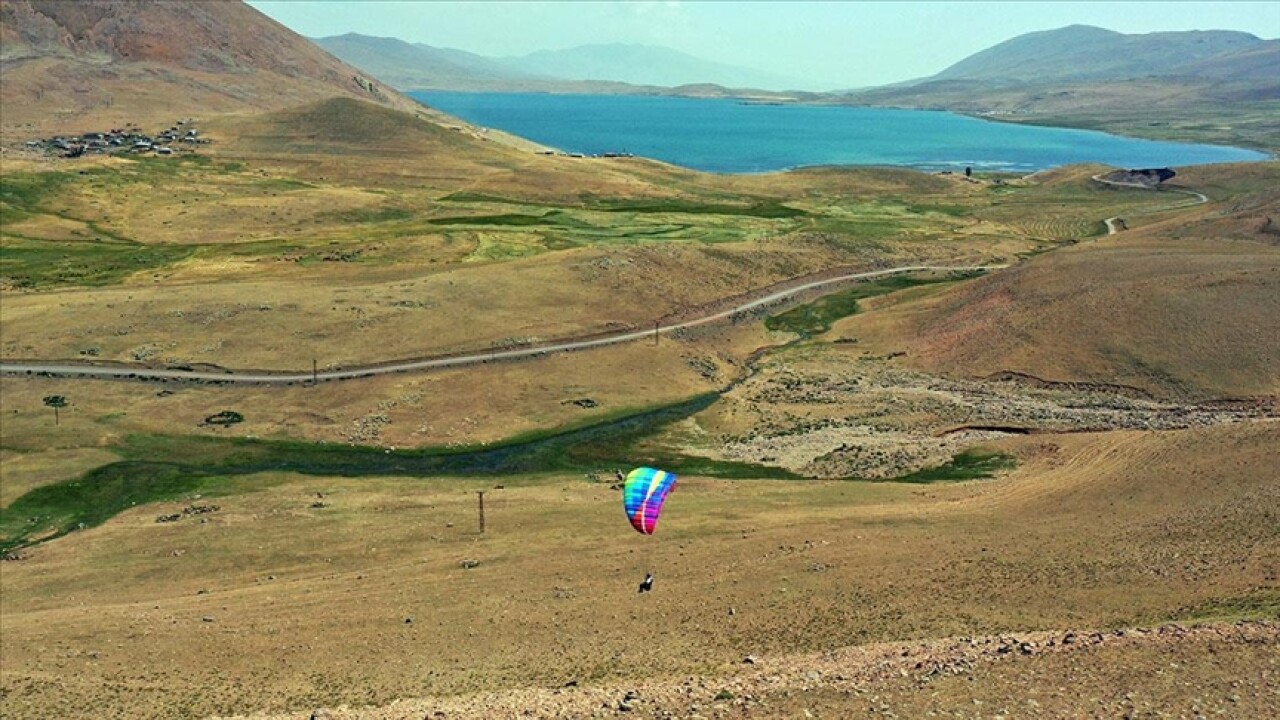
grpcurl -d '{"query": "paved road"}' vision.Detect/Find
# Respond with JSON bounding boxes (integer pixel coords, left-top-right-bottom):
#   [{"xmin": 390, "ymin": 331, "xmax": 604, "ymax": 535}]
[{"xmin": 0, "ymin": 265, "xmax": 1001, "ymax": 385}]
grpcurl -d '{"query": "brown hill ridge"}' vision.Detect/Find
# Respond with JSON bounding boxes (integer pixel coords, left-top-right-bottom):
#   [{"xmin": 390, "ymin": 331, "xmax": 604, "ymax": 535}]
[
  {"xmin": 0, "ymin": 0, "xmax": 423, "ymax": 137},
  {"xmin": 835, "ymin": 170, "xmax": 1280, "ymax": 401}
]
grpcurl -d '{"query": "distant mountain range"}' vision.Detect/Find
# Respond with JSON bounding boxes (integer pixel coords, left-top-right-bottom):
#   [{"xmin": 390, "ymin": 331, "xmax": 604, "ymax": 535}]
[
  {"xmin": 314, "ymin": 34, "xmax": 804, "ymax": 93},
  {"xmin": 848, "ymin": 25, "xmax": 1279, "ymax": 103},
  {"xmin": 316, "ymin": 25, "xmax": 1277, "ymax": 104},
  {"xmin": 929, "ymin": 25, "xmax": 1268, "ymax": 84},
  {"xmin": 500, "ymin": 43, "xmax": 802, "ymax": 90},
  {"xmin": 5, "ymin": 4, "xmax": 1275, "ymax": 151},
  {"xmin": 839, "ymin": 25, "xmax": 1279, "ymax": 149}
]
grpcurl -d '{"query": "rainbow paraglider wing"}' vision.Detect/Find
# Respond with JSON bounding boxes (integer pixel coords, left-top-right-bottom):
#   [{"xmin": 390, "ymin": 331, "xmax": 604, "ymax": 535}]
[{"xmin": 623, "ymin": 467, "xmax": 677, "ymax": 535}]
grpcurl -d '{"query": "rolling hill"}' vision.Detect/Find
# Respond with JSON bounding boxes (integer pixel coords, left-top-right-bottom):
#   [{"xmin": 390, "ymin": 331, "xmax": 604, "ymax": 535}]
[
  {"xmin": 500, "ymin": 42, "xmax": 803, "ymax": 90},
  {"xmin": 928, "ymin": 25, "xmax": 1265, "ymax": 84},
  {"xmin": 835, "ymin": 166, "xmax": 1280, "ymax": 401},
  {"xmin": 843, "ymin": 25, "xmax": 1280, "ymax": 150},
  {"xmin": 314, "ymin": 33, "xmax": 550, "ymax": 91},
  {"xmin": 0, "ymin": 0, "xmax": 422, "ymax": 137},
  {"xmin": 314, "ymin": 33, "xmax": 665, "ymax": 94},
  {"xmin": 314, "ymin": 33, "xmax": 811, "ymax": 100}
]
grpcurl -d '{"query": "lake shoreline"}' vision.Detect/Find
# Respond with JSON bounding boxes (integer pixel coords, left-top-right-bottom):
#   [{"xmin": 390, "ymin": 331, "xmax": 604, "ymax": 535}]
[{"xmin": 412, "ymin": 90, "xmax": 1270, "ymax": 175}]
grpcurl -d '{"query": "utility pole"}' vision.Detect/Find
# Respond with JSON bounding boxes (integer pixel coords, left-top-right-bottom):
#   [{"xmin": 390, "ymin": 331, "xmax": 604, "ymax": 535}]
[
  {"xmin": 312, "ymin": 358, "xmax": 318, "ymax": 386},
  {"xmin": 653, "ymin": 319, "xmax": 660, "ymax": 346},
  {"xmin": 477, "ymin": 491, "xmax": 486, "ymax": 534}
]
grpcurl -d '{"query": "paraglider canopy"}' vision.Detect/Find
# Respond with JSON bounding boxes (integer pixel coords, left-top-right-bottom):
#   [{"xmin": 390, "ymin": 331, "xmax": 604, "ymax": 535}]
[{"xmin": 623, "ymin": 467, "xmax": 677, "ymax": 535}]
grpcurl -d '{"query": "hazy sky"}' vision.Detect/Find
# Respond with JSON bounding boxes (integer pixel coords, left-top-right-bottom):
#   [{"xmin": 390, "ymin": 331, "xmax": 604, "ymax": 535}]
[{"xmin": 248, "ymin": 1, "xmax": 1280, "ymax": 90}]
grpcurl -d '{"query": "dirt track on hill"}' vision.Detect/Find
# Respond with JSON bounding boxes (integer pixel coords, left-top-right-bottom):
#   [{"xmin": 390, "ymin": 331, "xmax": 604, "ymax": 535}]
[{"xmin": 1091, "ymin": 173, "xmax": 1209, "ymax": 234}]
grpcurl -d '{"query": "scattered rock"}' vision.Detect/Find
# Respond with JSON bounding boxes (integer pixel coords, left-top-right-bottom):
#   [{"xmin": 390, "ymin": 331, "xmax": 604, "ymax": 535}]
[
  {"xmin": 743, "ymin": 655, "xmax": 758, "ymax": 664},
  {"xmin": 202, "ymin": 410, "xmax": 244, "ymax": 427},
  {"xmin": 460, "ymin": 559, "xmax": 480, "ymax": 569}
]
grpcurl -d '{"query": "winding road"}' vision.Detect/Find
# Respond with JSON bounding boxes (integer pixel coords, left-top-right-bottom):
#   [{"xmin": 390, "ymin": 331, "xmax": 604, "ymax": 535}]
[
  {"xmin": 1092, "ymin": 173, "xmax": 1209, "ymax": 235},
  {"xmin": 0, "ymin": 265, "xmax": 1002, "ymax": 386},
  {"xmin": 3, "ymin": 177, "xmax": 1210, "ymax": 386}
]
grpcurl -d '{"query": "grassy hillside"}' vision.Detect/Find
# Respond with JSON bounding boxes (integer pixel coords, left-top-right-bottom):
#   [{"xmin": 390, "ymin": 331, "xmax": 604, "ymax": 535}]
[
  {"xmin": 0, "ymin": 421, "xmax": 1274, "ymax": 717},
  {"xmin": 834, "ymin": 166, "xmax": 1280, "ymax": 400},
  {"xmin": 3, "ymin": 4, "xmax": 1277, "ymax": 719}
]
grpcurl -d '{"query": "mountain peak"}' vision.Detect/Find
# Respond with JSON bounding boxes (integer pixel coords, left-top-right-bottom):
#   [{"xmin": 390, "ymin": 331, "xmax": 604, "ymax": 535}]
[
  {"xmin": 931, "ymin": 24, "xmax": 1266, "ymax": 84},
  {"xmin": 0, "ymin": 0, "xmax": 423, "ymax": 136}
]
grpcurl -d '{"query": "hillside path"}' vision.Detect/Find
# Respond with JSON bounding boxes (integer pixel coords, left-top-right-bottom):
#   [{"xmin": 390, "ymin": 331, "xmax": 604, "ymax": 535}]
[{"xmin": 1091, "ymin": 173, "xmax": 1209, "ymax": 234}]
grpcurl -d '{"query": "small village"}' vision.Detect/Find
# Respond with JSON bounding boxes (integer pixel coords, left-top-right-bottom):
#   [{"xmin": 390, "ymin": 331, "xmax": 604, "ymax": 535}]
[{"xmin": 23, "ymin": 118, "xmax": 210, "ymax": 158}]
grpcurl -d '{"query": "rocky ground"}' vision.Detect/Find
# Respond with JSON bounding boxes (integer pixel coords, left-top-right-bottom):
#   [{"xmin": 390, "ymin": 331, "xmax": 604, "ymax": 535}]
[
  {"xmin": 693, "ymin": 359, "xmax": 1277, "ymax": 479},
  {"xmin": 234, "ymin": 620, "xmax": 1279, "ymax": 719}
]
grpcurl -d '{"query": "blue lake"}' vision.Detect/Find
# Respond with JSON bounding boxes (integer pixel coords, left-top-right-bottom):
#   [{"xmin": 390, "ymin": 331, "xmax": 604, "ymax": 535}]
[{"xmin": 411, "ymin": 91, "xmax": 1268, "ymax": 174}]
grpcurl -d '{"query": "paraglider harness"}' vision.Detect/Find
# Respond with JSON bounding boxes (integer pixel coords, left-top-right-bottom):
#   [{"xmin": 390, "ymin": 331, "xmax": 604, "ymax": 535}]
[{"xmin": 638, "ymin": 572, "xmax": 655, "ymax": 593}]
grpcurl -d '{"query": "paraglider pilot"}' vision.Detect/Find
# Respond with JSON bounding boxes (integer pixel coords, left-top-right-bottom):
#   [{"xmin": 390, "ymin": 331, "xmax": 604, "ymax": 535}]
[{"xmin": 638, "ymin": 572, "xmax": 655, "ymax": 593}]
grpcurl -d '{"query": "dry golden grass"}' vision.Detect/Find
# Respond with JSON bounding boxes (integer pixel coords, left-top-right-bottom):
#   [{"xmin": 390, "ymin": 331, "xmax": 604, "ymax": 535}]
[
  {"xmin": 835, "ymin": 217, "xmax": 1280, "ymax": 400},
  {"xmin": 0, "ymin": 241, "xmax": 851, "ymax": 370},
  {"xmin": 5, "ymin": 7, "xmax": 1278, "ymax": 718},
  {"xmin": 0, "ymin": 446, "xmax": 118, "ymax": 507},
  {"xmin": 0, "ymin": 324, "xmax": 732, "ymax": 451},
  {"xmin": 1, "ymin": 421, "xmax": 1275, "ymax": 718}
]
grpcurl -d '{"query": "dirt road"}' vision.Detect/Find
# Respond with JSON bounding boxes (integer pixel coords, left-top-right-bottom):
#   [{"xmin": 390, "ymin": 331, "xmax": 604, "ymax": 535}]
[{"xmin": 1092, "ymin": 173, "xmax": 1209, "ymax": 234}]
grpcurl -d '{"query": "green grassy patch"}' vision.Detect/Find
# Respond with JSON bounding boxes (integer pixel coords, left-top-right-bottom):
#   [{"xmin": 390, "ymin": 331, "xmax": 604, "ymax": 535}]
[
  {"xmin": 0, "ymin": 394, "xmax": 796, "ymax": 551},
  {"xmin": 1166, "ymin": 588, "xmax": 1280, "ymax": 624},
  {"xmin": 428, "ymin": 213, "xmax": 558, "ymax": 227},
  {"xmin": 0, "ymin": 236, "xmax": 194, "ymax": 288},
  {"xmin": 333, "ymin": 207, "xmax": 414, "ymax": 223},
  {"xmin": 765, "ymin": 271, "xmax": 982, "ymax": 337},
  {"xmin": 902, "ymin": 202, "xmax": 969, "ymax": 217},
  {"xmin": 0, "ymin": 462, "xmax": 212, "ymax": 551},
  {"xmin": 439, "ymin": 191, "xmax": 527, "ymax": 205},
  {"xmin": 0, "ymin": 170, "xmax": 93, "ymax": 214},
  {"xmin": 884, "ymin": 450, "xmax": 1016, "ymax": 484},
  {"xmin": 592, "ymin": 199, "xmax": 806, "ymax": 219},
  {"xmin": 254, "ymin": 177, "xmax": 317, "ymax": 191}
]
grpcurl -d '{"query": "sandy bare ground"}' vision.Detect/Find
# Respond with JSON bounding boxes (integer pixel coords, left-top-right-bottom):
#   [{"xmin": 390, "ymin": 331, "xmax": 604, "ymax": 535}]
[{"xmin": 226, "ymin": 621, "xmax": 1279, "ymax": 719}]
